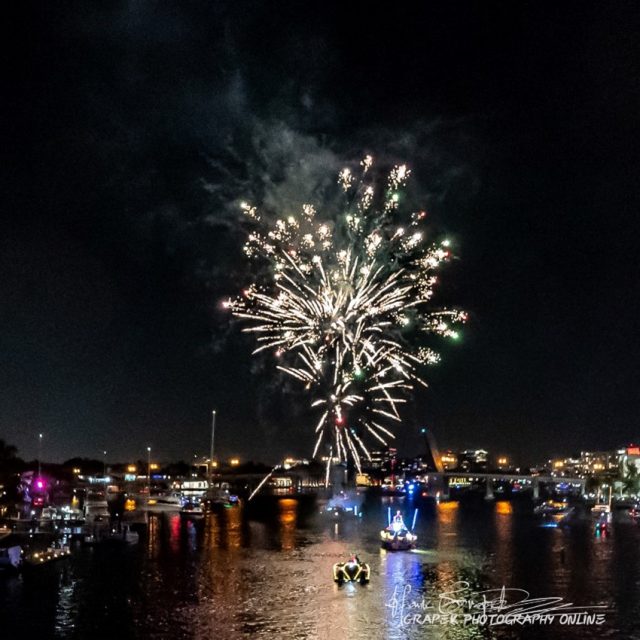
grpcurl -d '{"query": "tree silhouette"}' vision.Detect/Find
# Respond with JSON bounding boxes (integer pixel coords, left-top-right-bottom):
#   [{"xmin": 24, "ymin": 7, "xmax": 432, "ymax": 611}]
[{"xmin": 0, "ymin": 439, "xmax": 18, "ymax": 465}]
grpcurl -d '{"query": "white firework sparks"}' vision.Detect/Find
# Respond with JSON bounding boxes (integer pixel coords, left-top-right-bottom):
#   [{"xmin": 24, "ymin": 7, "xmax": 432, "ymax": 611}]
[{"xmin": 226, "ymin": 157, "xmax": 465, "ymax": 471}]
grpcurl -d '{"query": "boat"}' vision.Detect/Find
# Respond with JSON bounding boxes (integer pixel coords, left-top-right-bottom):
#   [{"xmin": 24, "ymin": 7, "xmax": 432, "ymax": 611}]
[
  {"xmin": 333, "ymin": 555, "xmax": 370, "ymax": 584},
  {"xmin": 534, "ymin": 499, "xmax": 575, "ymax": 526},
  {"xmin": 41, "ymin": 506, "xmax": 59, "ymax": 521},
  {"xmin": 380, "ymin": 509, "xmax": 418, "ymax": 551},
  {"xmin": 60, "ymin": 505, "xmax": 85, "ymax": 525},
  {"xmin": 83, "ymin": 523, "xmax": 139, "ymax": 545},
  {"xmin": 0, "ymin": 540, "xmax": 22, "ymax": 572},
  {"xmin": 380, "ymin": 483, "xmax": 406, "ymax": 496},
  {"xmin": 24, "ymin": 544, "xmax": 71, "ymax": 567},
  {"xmin": 180, "ymin": 502, "xmax": 204, "ymax": 519},
  {"xmin": 322, "ymin": 504, "xmax": 359, "ymax": 520},
  {"xmin": 321, "ymin": 490, "xmax": 363, "ymax": 519},
  {"xmin": 84, "ymin": 491, "xmax": 110, "ymax": 522},
  {"xmin": 225, "ymin": 494, "xmax": 240, "ymax": 508},
  {"xmin": 535, "ymin": 500, "xmax": 575, "ymax": 528},
  {"xmin": 208, "ymin": 485, "xmax": 240, "ymax": 508},
  {"xmin": 591, "ymin": 485, "xmax": 613, "ymax": 520},
  {"xmin": 534, "ymin": 499, "xmax": 573, "ymax": 516},
  {"xmin": 591, "ymin": 503, "xmax": 611, "ymax": 515},
  {"xmin": 594, "ymin": 511, "xmax": 611, "ymax": 535},
  {"xmin": 146, "ymin": 491, "xmax": 183, "ymax": 511}
]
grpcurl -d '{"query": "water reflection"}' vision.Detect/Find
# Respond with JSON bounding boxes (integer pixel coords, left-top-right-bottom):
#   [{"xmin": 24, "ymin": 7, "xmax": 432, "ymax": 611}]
[
  {"xmin": 147, "ymin": 513, "xmax": 159, "ymax": 558},
  {"xmin": 2, "ymin": 498, "xmax": 638, "ymax": 639},
  {"xmin": 168, "ymin": 513, "xmax": 180, "ymax": 554},
  {"xmin": 278, "ymin": 498, "xmax": 297, "ymax": 551}
]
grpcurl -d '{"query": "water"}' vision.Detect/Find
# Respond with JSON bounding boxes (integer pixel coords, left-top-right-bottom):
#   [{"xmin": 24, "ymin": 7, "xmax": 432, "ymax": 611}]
[{"xmin": 2, "ymin": 496, "xmax": 640, "ymax": 639}]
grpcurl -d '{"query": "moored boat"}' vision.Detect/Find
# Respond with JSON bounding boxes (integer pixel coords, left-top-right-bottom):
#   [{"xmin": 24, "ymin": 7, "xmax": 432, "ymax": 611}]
[
  {"xmin": 0, "ymin": 541, "xmax": 22, "ymax": 572},
  {"xmin": 180, "ymin": 502, "xmax": 204, "ymax": 519},
  {"xmin": 24, "ymin": 544, "xmax": 71, "ymax": 567},
  {"xmin": 146, "ymin": 492, "xmax": 183, "ymax": 511}
]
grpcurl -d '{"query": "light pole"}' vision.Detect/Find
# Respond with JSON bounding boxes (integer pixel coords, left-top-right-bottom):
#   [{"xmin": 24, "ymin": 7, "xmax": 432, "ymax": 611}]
[
  {"xmin": 209, "ymin": 410, "xmax": 216, "ymax": 486},
  {"xmin": 38, "ymin": 433, "xmax": 43, "ymax": 477},
  {"xmin": 103, "ymin": 450, "xmax": 107, "ymax": 477},
  {"xmin": 147, "ymin": 446, "xmax": 151, "ymax": 497}
]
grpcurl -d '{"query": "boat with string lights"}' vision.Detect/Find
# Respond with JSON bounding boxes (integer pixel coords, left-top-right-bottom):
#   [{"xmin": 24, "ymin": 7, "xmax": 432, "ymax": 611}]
[
  {"xmin": 380, "ymin": 509, "xmax": 418, "ymax": 551},
  {"xmin": 332, "ymin": 555, "xmax": 370, "ymax": 584}
]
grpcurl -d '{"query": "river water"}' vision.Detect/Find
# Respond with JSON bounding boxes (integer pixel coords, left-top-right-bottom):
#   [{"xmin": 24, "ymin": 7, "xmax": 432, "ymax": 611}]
[{"xmin": 2, "ymin": 495, "xmax": 639, "ymax": 639}]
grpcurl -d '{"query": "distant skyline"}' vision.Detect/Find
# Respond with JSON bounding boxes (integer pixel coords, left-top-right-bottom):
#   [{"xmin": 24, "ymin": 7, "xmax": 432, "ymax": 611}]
[{"xmin": 3, "ymin": 3, "xmax": 640, "ymax": 464}]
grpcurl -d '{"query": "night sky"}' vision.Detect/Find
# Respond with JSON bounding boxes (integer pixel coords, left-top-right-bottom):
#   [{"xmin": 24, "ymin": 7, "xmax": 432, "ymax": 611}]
[{"xmin": 3, "ymin": 2, "xmax": 640, "ymax": 465}]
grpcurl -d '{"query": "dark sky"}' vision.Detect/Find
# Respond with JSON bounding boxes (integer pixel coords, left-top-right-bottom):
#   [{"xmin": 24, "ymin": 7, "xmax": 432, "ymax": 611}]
[{"xmin": 3, "ymin": 2, "xmax": 640, "ymax": 465}]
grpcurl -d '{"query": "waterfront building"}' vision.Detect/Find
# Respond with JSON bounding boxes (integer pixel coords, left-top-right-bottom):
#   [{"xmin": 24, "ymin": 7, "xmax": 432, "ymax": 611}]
[
  {"xmin": 367, "ymin": 449, "xmax": 384, "ymax": 469},
  {"xmin": 459, "ymin": 449, "xmax": 488, "ymax": 472},
  {"xmin": 440, "ymin": 450, "xmax": 458, "ymax": 470},
  {"xmin": 618, "ymin": 445, "xmax": 640, "ymax": 476},
  {"xmin": 579, "ymin": 450, "xmax": 620, "ymax": 475},
  {"xmin": 495, "ymin": 455, "xmax": 513, "ymax": 472},
  {"xmin": 282, "ymin": 457, "xmax": 309, "ymax": 470},
  {"xmin": 549, "ymin": 457, "xmax": 582, "ymax": 477},
  {"xmin": 365, "ymin": 446, "xmax": 397, "ymax": 473}
]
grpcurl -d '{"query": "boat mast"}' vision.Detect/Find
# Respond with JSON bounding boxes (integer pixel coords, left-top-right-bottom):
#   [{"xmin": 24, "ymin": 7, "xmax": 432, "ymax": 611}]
[{"xmin": 209, "ymin": 410, "xmax": 216, "ymax": 486}]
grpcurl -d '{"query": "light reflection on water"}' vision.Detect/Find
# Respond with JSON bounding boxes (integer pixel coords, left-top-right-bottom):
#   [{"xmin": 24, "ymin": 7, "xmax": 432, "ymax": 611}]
[{"xmin": 2, "ymin": 498, "xmax": 639, "ymax": 639}]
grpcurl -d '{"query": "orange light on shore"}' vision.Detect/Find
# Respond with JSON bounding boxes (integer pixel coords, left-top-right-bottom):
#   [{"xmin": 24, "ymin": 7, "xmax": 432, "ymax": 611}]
[
  {"xmin": 127, "ymin": 465, "xmax": 137, "ymax": 473},
  {"xmin": 230, "ymin": 458, "xmax": 240, "ymax": 466}
]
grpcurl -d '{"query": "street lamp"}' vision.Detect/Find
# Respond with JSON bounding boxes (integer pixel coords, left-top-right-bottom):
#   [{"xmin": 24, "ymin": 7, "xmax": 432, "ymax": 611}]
[
  {"xmin": 103, "ymin": 450, "xmax": 107, "ymax": 477},
  {"xmin": 38, "ymin": 433, "xmax": 43, "ymax": 477}
]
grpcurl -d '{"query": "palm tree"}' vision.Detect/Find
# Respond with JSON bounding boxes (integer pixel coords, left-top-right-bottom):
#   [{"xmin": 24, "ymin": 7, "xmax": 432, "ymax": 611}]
[
  {"xmin": 622, "ymin": 461, "xmax": 640, "ymax": 496},
  {"xmin": 585, "ymin": 475, "xmax": 602, "ymax": 496}
]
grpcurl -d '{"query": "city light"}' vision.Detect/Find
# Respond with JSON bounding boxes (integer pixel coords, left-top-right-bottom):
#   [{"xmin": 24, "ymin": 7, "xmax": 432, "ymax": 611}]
[
  {"xmin": 127, "ymin": 465, "xmax": 137, "ymax": 473},
  {"xmin": 230, "ymin": 458, "xmax": 240, "ymax": 466}
]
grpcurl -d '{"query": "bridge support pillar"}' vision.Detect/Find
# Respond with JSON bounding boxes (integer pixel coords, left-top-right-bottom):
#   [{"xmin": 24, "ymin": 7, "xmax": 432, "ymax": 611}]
[
  {"xmin": 532, "ymin": 477, "xmax": 540, "ymax": 500},
  {"xmin": 441, "ymin": 475, "xmax": 450, "ymax": 500},
  {"xmin": 485, "ymin": 477, "xmax": 494, "ymax": 500}
]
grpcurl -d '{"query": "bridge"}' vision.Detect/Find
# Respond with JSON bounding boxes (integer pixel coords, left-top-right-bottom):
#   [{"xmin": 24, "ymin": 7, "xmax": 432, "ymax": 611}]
[
  {"xmin": 431, "ymin": 471, "xmax": 586, "ymax": 500},
  {"xmin": 418, "ymin": 428, "xmax": 586, "ymax": 500}
]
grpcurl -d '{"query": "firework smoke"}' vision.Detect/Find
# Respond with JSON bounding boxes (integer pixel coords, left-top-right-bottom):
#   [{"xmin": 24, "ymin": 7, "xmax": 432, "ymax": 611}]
[{"xmin": 226, "ymin": 156, "xmax": 465, "ymax": 471}]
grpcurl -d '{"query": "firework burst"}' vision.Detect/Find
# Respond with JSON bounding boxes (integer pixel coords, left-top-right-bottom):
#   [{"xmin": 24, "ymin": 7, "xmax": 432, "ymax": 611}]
[{"xmin": 225, "ymin": 156, "xmax": 465, "ymax": 471}]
